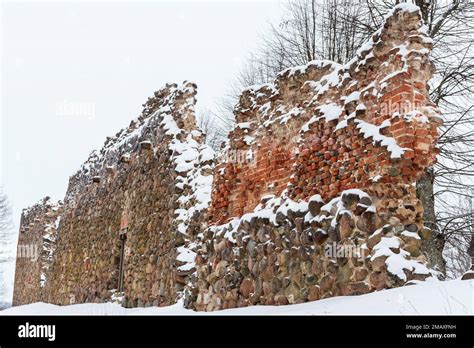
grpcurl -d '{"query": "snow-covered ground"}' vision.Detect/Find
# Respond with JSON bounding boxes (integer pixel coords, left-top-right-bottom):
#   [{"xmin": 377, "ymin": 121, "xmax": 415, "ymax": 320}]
[{"xmin": 2, "ymin": 279, "xmax": 472, "ymax": 315}]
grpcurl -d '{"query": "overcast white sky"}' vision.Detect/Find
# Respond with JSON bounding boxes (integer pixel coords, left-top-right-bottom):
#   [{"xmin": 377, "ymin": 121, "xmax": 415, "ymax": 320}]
[{"xmin": 1, "ymin": 0, "xmax": 285, "ymax": 230}]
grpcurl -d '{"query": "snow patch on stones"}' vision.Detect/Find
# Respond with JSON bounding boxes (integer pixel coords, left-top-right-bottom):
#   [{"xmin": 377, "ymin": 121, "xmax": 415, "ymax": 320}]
[{"xmin": 355, "ymin": 119, "xmax": 407, "ymax": 159}]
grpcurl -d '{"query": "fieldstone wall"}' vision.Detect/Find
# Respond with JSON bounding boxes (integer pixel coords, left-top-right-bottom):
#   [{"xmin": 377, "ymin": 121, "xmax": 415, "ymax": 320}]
[
  {"xmin": 13, "ymin": 82, "xmax": 214, "ymax": 307},
  {"xmin": 12, "ymin": 197, "xmax": 62, "ymax": 306},
  {"xmin": 190, "ymin": 186, "xmax": 435, "ymax": 310},
  {"xmin": 188, "ymin": 5, "xmax": 442, "ymax": 311}
]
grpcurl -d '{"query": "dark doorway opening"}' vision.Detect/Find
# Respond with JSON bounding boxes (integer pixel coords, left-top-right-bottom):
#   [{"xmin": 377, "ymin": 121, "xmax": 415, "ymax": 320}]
[{"xmin": 118, "ymin": 228, "xmax": 127, "ymax": 292}]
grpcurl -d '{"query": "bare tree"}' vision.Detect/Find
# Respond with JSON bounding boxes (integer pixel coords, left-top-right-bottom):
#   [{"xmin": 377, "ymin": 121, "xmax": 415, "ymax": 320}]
[
  {"xmin": 0, "ymin": 189, "xmax": 13, "ymax": 236},
  {"xmin": 0, "ymin": 187, "xmax": 15, "ymax": 309},
  {"xmin": 240, "ymin": 0, "xmax": 368, "ymax": 84},
  {"xmin": 439, "ymin": 192, "xmax": 473, "ymax": 278},
  {"xmin": 197, "ymin": 107, "xmax": 234, "ymax": 151},
  {"xmin": 215, "ymin": 0, "xmax": 369, "ymax": 145}
]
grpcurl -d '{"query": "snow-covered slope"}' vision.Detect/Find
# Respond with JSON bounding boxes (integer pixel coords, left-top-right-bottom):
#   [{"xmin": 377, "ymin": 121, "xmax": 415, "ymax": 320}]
[{"xmin": 2, "ymin": 279, "xmax": 472, "ymax": 315}]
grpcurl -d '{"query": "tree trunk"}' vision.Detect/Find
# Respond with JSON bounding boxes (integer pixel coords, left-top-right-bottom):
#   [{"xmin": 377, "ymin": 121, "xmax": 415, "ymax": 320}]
[
  {"xmin": 416, "ymin": 168, "xmax": 446, "ymax": 278},
  {"xmin": 468, "ymin": 234, "xmax": 474, "ymax": 271}
]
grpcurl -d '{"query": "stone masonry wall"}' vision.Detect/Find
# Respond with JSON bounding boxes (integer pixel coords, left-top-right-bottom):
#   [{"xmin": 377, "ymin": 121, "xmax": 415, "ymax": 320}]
[
  {"xmin": 12, "ymin": 197, "xmax": 62, "ymax": 306},
  {"xmin": 189, "ymin": 5, "xmax": 443, "ymax": 311},
  {"xmin": 13, "ymin": 82, "xmax": 214, "ymax": 307}
]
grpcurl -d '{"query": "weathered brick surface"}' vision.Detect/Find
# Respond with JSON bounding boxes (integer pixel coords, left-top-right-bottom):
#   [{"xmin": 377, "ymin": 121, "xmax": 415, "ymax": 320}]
[{"xmin": 208, "ymin": 7, "xmax": 441, "ymax": 224}]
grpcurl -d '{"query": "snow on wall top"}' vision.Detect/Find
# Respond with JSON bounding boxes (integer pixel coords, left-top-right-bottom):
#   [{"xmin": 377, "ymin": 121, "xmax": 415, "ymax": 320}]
[
  {"xmin": 210, "ymin": 3, "xmax": 442, "ymax": 223},
  {"xmin": 20, "ymin": 196, "xmax": 62, "ymax": 228},
  {"xmin": 63, "ymin": 81, "xmax": 210, "ymax": 207},
  {"xmin": 234, "ymin": 3, "xmax": 438, "ymax": 144}
]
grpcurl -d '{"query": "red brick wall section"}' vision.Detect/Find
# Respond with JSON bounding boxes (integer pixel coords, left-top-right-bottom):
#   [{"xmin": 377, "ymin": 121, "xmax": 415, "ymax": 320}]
[{"xmin": 208, "ymin": 6, "xmax": 442, "ymax": 225}]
